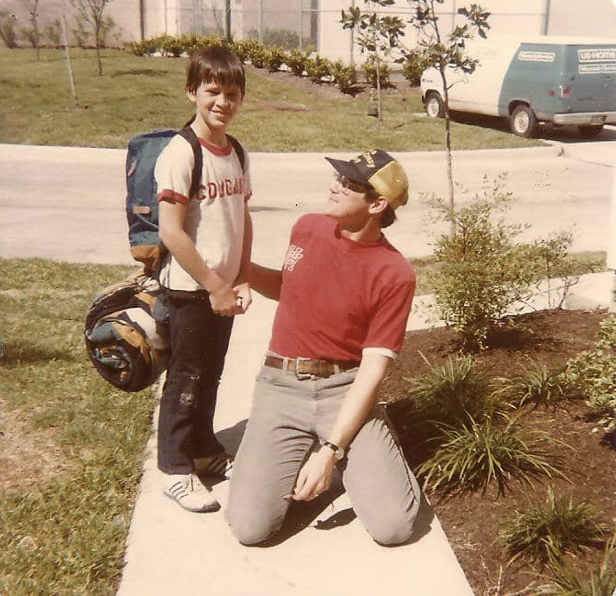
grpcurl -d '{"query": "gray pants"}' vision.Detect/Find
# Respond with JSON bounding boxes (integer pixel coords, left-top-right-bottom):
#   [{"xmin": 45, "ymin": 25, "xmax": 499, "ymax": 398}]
[{"xmin": 225, "ymin": 363, "xmax": 421, "ymax": 546}]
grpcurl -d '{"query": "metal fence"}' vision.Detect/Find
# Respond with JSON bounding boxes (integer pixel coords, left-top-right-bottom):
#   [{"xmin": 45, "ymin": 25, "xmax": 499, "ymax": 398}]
[{"xmin": 163, "ymin": 0, "xmax": 321, "ymax": 51}]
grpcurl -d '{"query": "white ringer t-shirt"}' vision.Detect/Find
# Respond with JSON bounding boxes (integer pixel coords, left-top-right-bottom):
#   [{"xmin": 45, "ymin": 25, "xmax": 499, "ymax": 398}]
[{"xmin": 154, "ymin": 134, "xmax": 251, "ymax": 291}]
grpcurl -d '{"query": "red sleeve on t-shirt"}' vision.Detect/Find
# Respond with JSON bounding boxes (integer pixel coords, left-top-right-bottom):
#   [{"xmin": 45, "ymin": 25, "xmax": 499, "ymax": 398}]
[{"xmin": 363, "ymin": 275, "xmax": 415, "ymax": 355}]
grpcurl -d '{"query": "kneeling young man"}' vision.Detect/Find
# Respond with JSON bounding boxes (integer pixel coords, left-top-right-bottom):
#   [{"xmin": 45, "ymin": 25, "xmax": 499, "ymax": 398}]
[{"xmin": 225, "ymin": 150, "xmax": 421, "ymax": 545}]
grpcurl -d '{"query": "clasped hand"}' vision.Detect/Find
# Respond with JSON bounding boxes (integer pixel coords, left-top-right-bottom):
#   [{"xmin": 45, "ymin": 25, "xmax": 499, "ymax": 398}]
[{"xmin": 290, "ymin": 449, "xmax": 334, "ymax": 502}]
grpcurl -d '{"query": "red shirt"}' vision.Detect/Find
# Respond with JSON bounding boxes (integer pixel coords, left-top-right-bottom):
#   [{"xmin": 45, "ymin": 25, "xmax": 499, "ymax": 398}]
[{"xmin": 269, "ymin": 214, "xmax": 415, "ymax": 362}]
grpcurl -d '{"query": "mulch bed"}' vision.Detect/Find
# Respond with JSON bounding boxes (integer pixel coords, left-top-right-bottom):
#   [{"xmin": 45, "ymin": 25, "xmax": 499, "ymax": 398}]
[{"xmin": 382, "ymin": 309, "xmax": 616, "ymax": 596}]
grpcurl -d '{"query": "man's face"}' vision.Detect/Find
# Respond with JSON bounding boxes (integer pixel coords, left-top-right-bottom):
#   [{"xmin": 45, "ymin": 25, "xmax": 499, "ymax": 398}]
[
  {"xmin": 187, "ymin": 80, "xmax": 243, "ymax": 131},
  {"xmin": 324, "ymin": 173, "xmax": 375, "ymax": 224}
]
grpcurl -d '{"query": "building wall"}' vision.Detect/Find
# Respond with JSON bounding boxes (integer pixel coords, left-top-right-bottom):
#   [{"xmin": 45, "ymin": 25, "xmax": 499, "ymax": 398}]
[
  {"xmin": 0, "ymin": 0, "xmax": 144, "ymax": 46},
  {"xmin": 2, "ymin": 0, "xmax": 615, "ymax": 52},
  {"xmin": 548, "ymin": 0, "xmax": 616, "ymax": 38},
  {"xmin": 319, "ymin": 0, "xmax": 616, "ymax": 65}
]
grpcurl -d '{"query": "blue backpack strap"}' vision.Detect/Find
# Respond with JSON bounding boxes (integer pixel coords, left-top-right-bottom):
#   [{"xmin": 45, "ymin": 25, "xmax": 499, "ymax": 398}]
[
  {"xmin": 177, "ymin": 126, "xmax": 203, "ymax": 199},
  {"xmin": 226, "ymin": 134, "xmax": 246, "ymax": 172}
]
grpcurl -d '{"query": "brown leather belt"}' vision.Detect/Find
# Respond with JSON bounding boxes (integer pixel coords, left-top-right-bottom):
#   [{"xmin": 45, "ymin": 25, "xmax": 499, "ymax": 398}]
[{"xmin": 264, "ymin": 355, "xmax": 360, "ymax": 379}]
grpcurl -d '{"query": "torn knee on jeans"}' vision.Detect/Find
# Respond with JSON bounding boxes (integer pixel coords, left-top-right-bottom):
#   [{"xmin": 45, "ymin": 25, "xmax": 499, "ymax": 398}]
[{"xmin": 179, "ymin": 374, "xmax": 200, "ymax": 410}]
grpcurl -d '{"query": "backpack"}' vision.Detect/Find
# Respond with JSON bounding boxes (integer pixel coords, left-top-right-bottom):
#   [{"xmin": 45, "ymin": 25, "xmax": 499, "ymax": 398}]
[
  {"xmin": 125, "ymin": 123, "xmax": 246, "ymax": 276},
  {"xmin": 83, "ymin": 124, "xmax": 247, "ymax": 393}
]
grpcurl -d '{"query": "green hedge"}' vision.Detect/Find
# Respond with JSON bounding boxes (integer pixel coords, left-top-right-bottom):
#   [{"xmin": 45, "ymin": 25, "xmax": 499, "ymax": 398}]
[{"xmin": 128, "ymin": 34, "xmax": 422, "ymax": 92}]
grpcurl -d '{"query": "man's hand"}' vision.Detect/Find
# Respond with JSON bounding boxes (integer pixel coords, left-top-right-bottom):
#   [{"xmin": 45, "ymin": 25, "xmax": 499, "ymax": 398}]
[
  {"xmin": 233, "ymin": 282, "xmax": 252, "ymax": 314},
  {"xmin": 292, "ymin": 448, "xmax": 335, "ymax": 501},
  {"xmin": 209, "ymin": 283, "xmax": 242, "ymax": 316}
]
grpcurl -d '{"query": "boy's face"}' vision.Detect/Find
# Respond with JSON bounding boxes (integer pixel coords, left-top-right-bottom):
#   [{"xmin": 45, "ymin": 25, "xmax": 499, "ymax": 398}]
[{"xmin": 187, "ymin": 80, "xmax": 243, "ymax": 132}]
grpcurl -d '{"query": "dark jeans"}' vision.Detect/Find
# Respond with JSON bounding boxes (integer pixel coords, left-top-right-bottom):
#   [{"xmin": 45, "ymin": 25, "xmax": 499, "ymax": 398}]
[{"xmin": 157, "ymin": 290, "xmax": 234, "ymax": 474}]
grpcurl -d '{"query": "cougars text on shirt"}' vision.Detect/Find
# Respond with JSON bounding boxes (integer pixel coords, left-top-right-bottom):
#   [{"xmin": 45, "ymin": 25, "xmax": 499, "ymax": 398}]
[{"xmin": 199, "ymin": 177, "xmax": 245, "ymax": 201}]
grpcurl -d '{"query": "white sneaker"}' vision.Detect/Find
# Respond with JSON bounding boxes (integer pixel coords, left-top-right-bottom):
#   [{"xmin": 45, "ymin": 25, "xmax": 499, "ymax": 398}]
[
  {"xmin": 194, "ymin": 452, "xmax": 234, "ymax": 479},
  {"xmin": 163, "ymin": 474, "xmax": 220, "ymax": 512}
]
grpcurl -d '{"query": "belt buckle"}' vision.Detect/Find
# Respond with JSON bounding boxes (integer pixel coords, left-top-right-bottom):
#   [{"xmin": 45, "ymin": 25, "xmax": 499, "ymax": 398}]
[{"xmin": 294, "ymin": 357, "xmax": 314, "ymax": 380}]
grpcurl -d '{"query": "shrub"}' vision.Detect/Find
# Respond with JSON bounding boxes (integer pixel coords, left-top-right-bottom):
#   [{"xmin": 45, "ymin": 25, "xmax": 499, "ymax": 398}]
[
  {"xmin": 402, "ymin": 50, "xmax": 428, "ymax": 86},
  {"xmin": 417, "ymin": 414, "xmax": 566, "ymax": 495},
  {"xmin": 565, "ymin": 316, "xmax": 616, "ymax": 430},
  {"xmin": 0, "ymin": 13, "xmax": 18, "ymax": 48},
  {"xmin": 305, "ymin": 55, "xmax": 333, "ymax": 83},
  {"xmin": 429, "ymin": 182, "xmax": 542, "ymax": 350},
  {"xmin": 160, "ymin": 34, "xmax": 185, "ymax": 57},
  {"xmin": 72, "ymin": 14, "xmax": 91, "ymax": 48},
  {"xmin": 231, "ymin": 38, "xmax": 262, "ymax": 63},
  {"xmin": 496, "ymin": 360, "xmax": 568, "ymax": 409},
  {"xmin": 266, "ymin": 46, "xmax": 286, "ymax": 72},
  {"xmin": 44, "ymin": 18, "xmax": 63, "ymax": 49},
  {"xmin": 128, "ymin": 37, "xmax": 161, "ymax": 56},
  {"xmin": 331, "ymin": 60, "xmax": 356, "ymax": 93},
  {"xmin": 530, "ymin": 230, "xmax": 579, "ymax": 309},
  {"xmin": 178, "ymin": 33, "xmax": 201, "ymax": 55},
  {"xmin": 499, "ymin": 487, "xmax": 609, "ymax": 564},
  {"xmin": 285, "ymin": 48, "xmax": 310, "ymax": 76},
  {"xmin": 232, "ymin": 38, "xmax": 270, "ymax": 67},
  {"xmin": 363, "ymin": 55, "xmax": 390, "ymax": 87},
  {"xmin": 20, "ymin": 27, "xmax": 38, "ymax": 48},
  {"xmin": 533, "ymin": 533, "xmax": 616, "ymax": 596}
]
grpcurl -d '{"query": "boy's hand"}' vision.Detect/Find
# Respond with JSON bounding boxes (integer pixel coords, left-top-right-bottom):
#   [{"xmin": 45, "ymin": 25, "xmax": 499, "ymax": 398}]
[
  {"xmin": 209, "ymin": 284, "xmax": 242, "ymax": 316},
  {"xmin": 233, "ymin": 282, "xmax": 252, "ymax": 314}
]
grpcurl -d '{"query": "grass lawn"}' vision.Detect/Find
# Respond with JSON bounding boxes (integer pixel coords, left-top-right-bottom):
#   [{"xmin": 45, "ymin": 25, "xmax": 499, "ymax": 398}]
[
  {"xmin": 0, "ymin": 258, "xmax": 152, "ymax": 596},
  {"xmin": 0, "ymin": 48, "xmax": 544, "ymax": 152}
]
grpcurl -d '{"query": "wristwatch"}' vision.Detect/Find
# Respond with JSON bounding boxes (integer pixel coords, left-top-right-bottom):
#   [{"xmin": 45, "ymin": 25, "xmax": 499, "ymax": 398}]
[{"xmin": 320, "ymin": 440, "xmax": 345, "ymax": 461}]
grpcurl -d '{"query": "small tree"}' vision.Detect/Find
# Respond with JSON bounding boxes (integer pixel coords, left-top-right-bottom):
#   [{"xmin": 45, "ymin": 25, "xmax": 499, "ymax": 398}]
[
  {"xmin": 0, "ymin": 11, "xmax": 18, "ymax": 48},
  {"xmin": 27, "ymin": 0, "xmax": 42, "ymax": 60},
  {"xmin": 70, "ymin": 0, "xmax": 114, "ymax": 76},
  {"xmin": 61, "ymin": 5, "xmax": 80, "ymax": 107},
  {"xmin": 342, "ymin": 0, "xmax": 490, "ymax": 229},
  {"xmin": 44, "ymin": 18, "xmax": 63, "ymax": 48}
]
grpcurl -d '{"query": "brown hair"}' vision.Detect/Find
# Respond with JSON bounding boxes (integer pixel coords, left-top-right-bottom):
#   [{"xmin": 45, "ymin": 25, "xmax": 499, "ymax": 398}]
[{"xmin": 186, "ymin": 46, "xmax": 246, "ymax": 96}]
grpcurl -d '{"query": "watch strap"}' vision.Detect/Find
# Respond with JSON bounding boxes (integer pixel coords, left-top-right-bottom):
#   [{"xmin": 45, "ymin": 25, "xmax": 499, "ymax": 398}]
[{"xmin": 321, "ymin": 440, "xmax": 344, "ymax": 460}]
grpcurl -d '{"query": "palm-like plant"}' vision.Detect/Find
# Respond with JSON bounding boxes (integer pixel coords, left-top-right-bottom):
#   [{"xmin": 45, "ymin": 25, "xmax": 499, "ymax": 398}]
[
  {"xmin": 500, "ymin": 487, "xmax": 609, "ymax": 565},
  {"xmin": 417, "ymin": 415, "xmax": 567, "ymax": 495},
  {"xmin": 532, "ymin": 531, "xmax": 616, "ymax": 596},
  {"xmin": 406, "ymin": 353, "xmax": 501, "ymax": 424},
  {"xmin": 497, "ymin": 360, "xmax": 569, "ymax": 409}
]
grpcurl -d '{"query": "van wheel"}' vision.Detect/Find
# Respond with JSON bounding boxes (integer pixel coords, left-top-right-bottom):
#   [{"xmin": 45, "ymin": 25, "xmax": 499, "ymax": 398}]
[
  {"xmin": 577, "ymin": 125, "xmax": 604, "ymax": 137},
  {"xmin": 510, "ymin": 105, "xmax": 537, "ymax": 138},
  {"xmin": 425, "ymin": 92, "xmax": 445, "ymax": 118}
]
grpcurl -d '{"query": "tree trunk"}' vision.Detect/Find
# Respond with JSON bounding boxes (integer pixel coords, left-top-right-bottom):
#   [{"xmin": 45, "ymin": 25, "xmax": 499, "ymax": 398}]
[
  {"xmin": 61, "ymin": 11, "xmax": 80, "ymax": 106},
  {"xmin": 95, "ymin": 42, "xmax": 103, "ymax": 76},
  {"xmin": 375, "ymin": 55, "xmax": 384, "ymax": 128},
  {"xmin": 440, "ymin": 66, "xmax": 456, "ymax": 236},
  {"xmin": 34, "ymin": 20, "xmax": 40, "ymax": 60}
]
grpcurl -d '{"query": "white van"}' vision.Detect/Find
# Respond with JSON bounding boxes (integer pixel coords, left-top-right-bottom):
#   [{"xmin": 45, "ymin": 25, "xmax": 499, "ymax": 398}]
[{"xmin": 420, "ymin": 36, "xmax": 616, "ymax": 137}]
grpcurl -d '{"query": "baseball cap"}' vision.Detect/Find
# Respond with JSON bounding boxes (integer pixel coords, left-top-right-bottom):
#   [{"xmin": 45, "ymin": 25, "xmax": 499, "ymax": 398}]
[{"xmin": 325, "ymin": 149, "xmax": 409, "ymax": 210}]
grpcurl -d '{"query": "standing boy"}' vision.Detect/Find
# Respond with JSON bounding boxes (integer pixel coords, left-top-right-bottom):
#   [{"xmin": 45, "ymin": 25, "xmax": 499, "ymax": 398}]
[
  {"xmin": 226, "ymin": 150, "xmax": 421, "ymax": 545},
  {"xmin": 155, "ymin": 46, "xmax": 252, "ymax": 512}
]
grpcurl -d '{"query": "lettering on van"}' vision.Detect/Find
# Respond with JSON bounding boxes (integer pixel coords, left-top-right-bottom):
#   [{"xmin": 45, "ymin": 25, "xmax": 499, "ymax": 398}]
[
  {"xmin": 579, "ymin": 63, "xmax": 616, "ymax": 74},
  {"xmin": 518, "ymin": 51, "xmax": 555, "ymax": 63},
  {"xmin": 578, "ymin": 49, "xmax": 616, "ymax": 62}
]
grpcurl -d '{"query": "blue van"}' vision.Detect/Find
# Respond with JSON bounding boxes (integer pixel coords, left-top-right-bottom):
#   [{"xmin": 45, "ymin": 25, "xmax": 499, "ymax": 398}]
[{"xmin": 420, "ymin": 36, "xmax": 616, "ymax": 137}]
